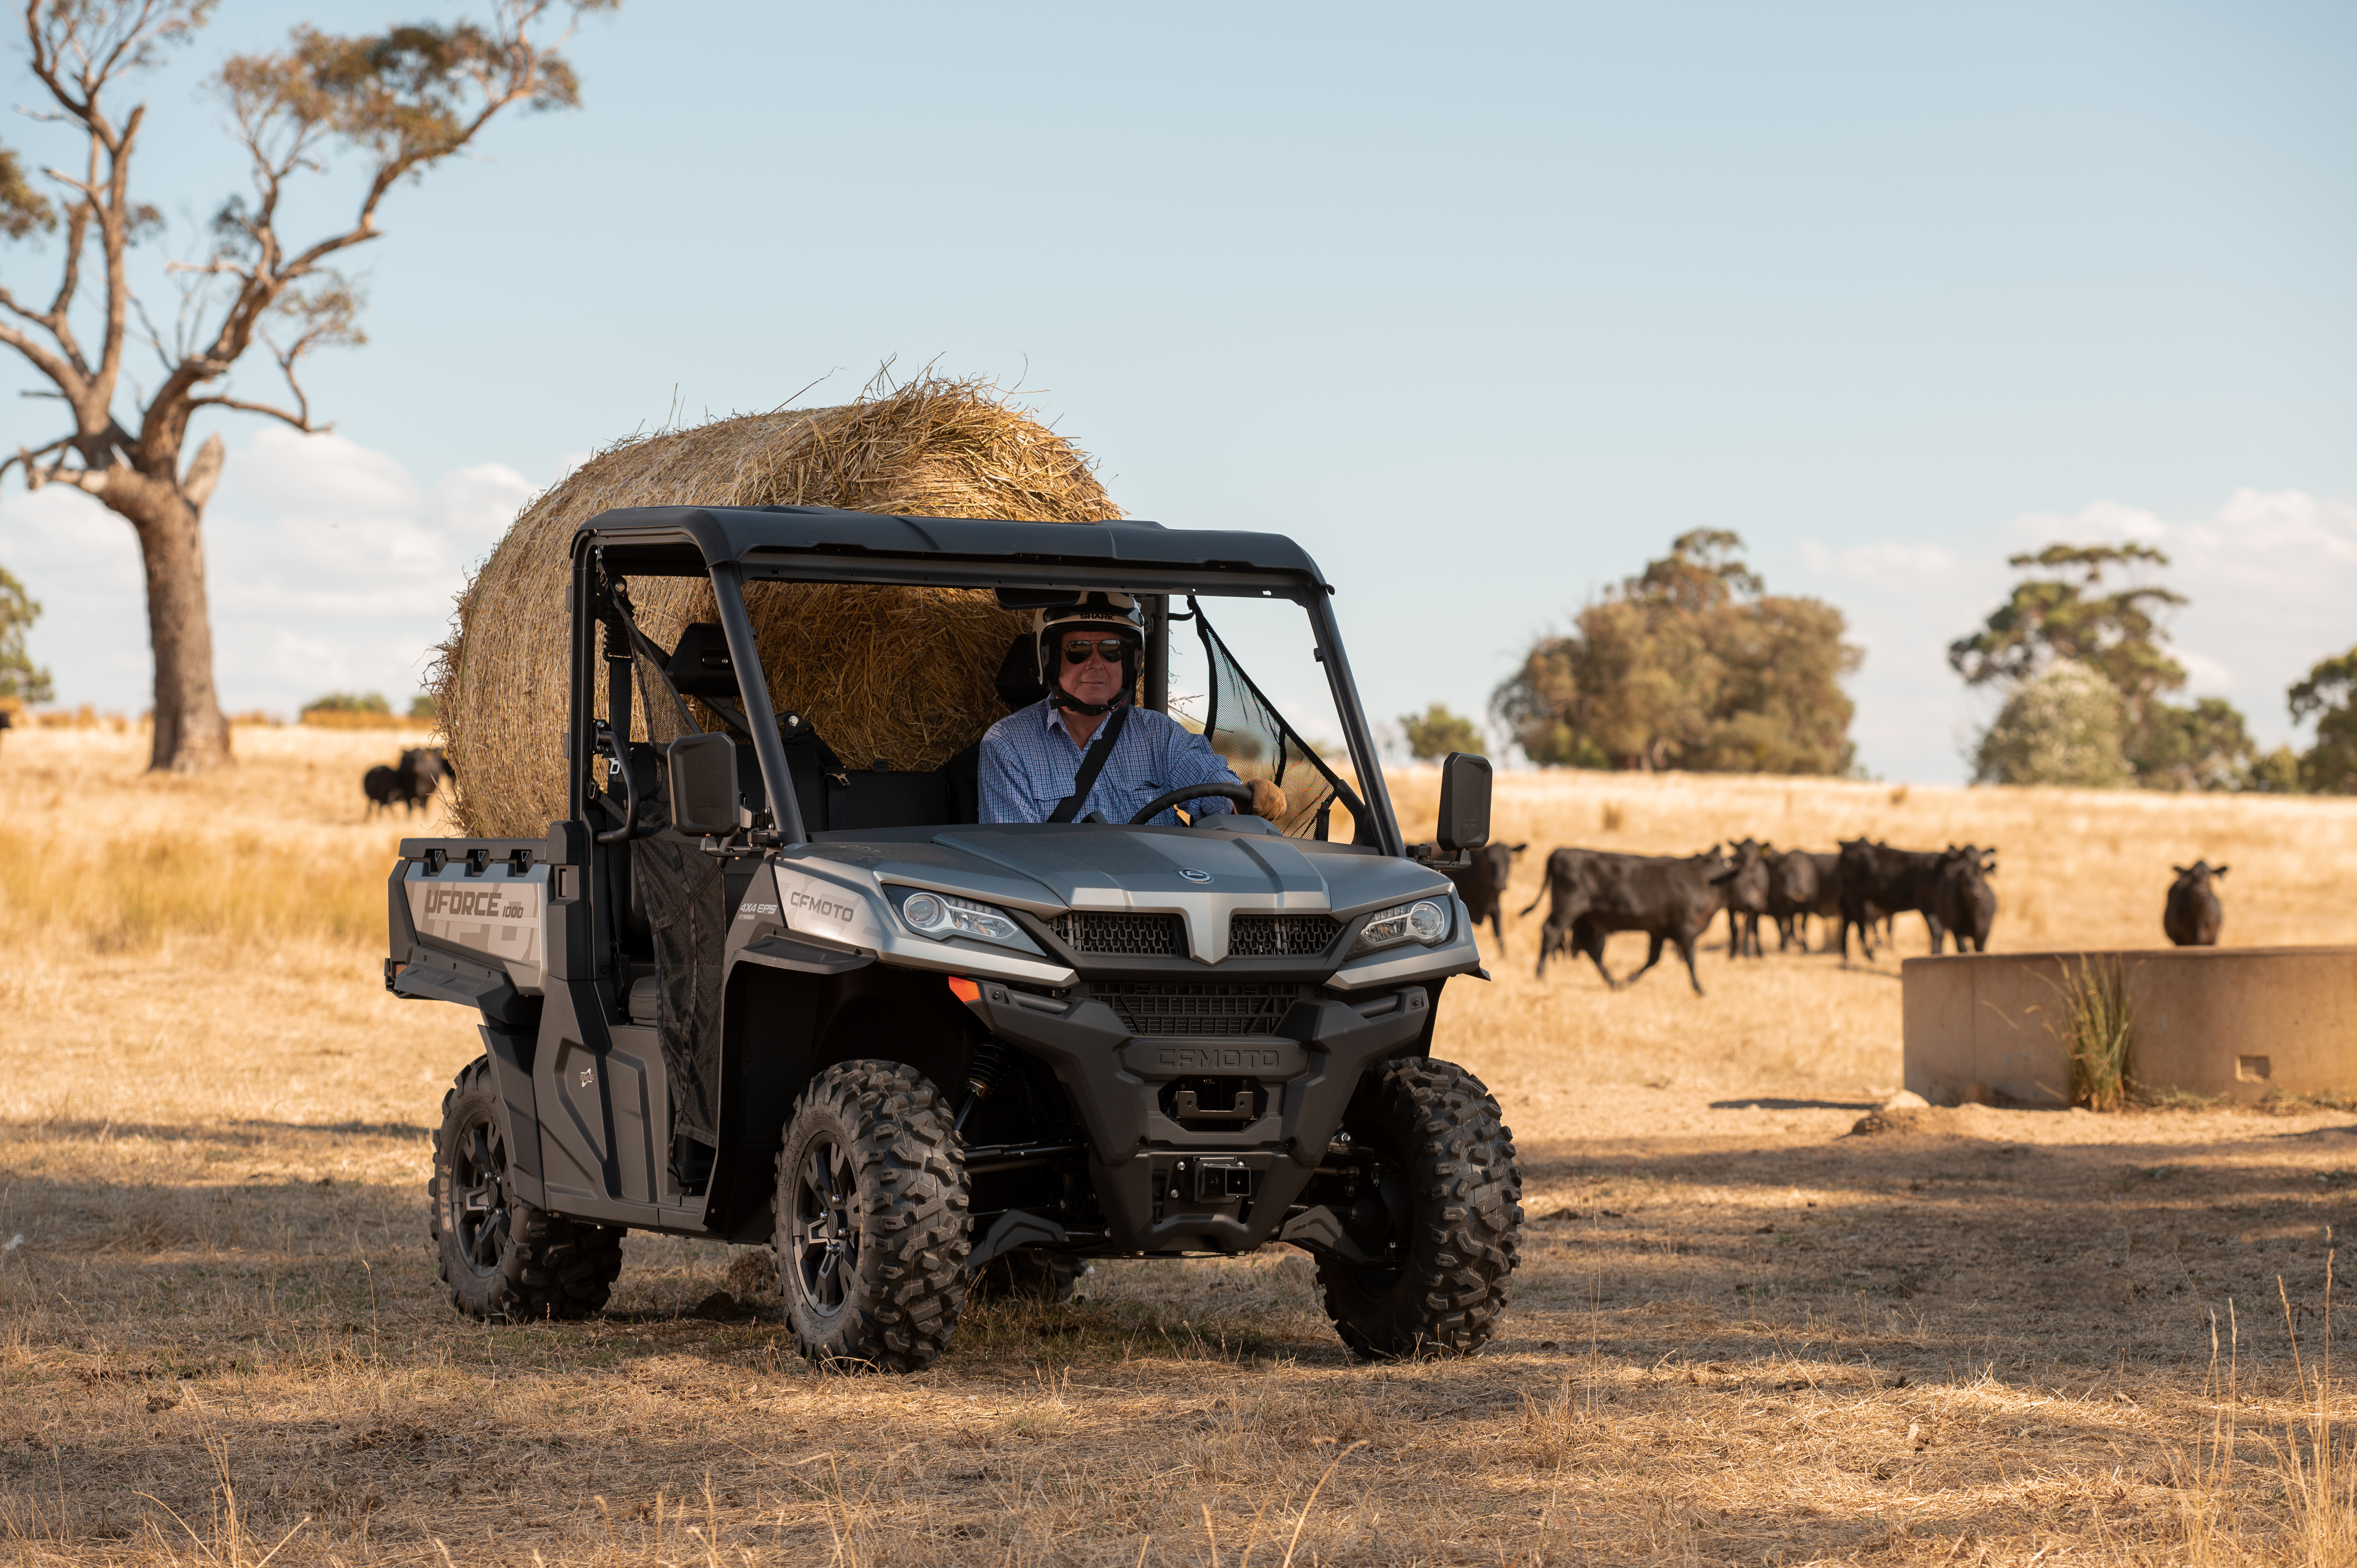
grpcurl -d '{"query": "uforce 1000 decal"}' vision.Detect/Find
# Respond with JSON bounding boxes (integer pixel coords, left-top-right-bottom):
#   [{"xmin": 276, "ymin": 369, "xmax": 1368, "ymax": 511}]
[
  {"xmin": 407, "ymin": 863, "xmax": 546, "ymax": 988},
  {"xmin": 421, "ymin": 884, "xmax": 528, "ymax": 920}
]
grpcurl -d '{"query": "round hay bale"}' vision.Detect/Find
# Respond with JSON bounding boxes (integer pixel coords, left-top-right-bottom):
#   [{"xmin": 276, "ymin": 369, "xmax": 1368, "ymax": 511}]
[{"xmin": 433, "ymin": 375, "xmax": 1121, "ymax": 839}]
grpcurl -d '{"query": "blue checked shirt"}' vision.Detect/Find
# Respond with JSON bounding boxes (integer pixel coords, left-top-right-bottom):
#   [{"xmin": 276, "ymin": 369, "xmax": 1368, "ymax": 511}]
[{"xmin": 979, "ymin": 699, "xmax": 1241, "ymax": 826}]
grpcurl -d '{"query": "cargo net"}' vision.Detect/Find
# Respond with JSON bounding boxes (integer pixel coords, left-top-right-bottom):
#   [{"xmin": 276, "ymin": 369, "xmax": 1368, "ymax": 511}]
[
  {"xmin": 629, "ymin": 780, "xmax": 728, "ymax": 1146},
  {"xmin": 1190, "ymin": 599, "xmax": 1362, "ymax": 841},
  {"xmin": 626, "ymin": 632, "xmax": 703, "ymax": 747},
  {"xmin": 594, "ymin": 611, "xmax": 728, "ymax": 1147}
]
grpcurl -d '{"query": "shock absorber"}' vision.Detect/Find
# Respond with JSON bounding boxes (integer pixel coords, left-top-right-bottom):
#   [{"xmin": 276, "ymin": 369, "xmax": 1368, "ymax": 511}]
[{"xmin": 956, "ymin": 1037, "xmax": 1012, "ymax": 1134}]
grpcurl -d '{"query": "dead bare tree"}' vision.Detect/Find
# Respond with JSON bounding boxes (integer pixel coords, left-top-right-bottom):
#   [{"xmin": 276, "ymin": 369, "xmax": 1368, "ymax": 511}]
[{"xmin": 0, "ymin": 0, "xmax": 611, "ymax": 771}]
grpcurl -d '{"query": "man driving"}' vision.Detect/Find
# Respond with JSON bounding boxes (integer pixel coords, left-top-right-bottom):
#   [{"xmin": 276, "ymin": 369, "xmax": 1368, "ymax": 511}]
[{"xmin": 979, "ymin": 591, "xmax": 1286, "ymax": 826}]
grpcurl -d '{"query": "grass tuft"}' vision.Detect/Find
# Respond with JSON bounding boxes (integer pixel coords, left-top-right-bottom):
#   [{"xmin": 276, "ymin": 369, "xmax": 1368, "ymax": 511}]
[{"xmin": 2050, "ymin": 953, "xmax": 2135, "ymax": 1110}]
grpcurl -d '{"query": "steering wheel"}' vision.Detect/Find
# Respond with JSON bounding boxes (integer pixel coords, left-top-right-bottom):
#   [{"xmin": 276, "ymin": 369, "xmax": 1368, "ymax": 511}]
[{"xmin": 1127, "ymin": 782, "xmax": 1256, "ymax": 825}]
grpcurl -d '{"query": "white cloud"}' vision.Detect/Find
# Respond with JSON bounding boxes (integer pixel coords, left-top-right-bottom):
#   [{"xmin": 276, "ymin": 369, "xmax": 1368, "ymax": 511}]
[
  {"xmin": 2177, "ymin": 647, "xmax": 2235, "ymax": 689},
  {"xmin": 430, "ymin": 462, "xmax": 542, "ymax": 566},
  {"xmin": 1792, "ymin": 538, "xmax": 2005, "ymax": 784},
  {"xmin": 0, "ymin": 431, "xmax": 535, "ymax": 717},
  {"xmin": 0, "ymin": 485, "xmax": 150, "ymax": 705},
  {"xmin": 225, "ymin": 426, "xmax": 419, "ymax": 517},
  {"xmin": 1799, "ymin": 537, "xmax": 1964, "ymax": 586}
]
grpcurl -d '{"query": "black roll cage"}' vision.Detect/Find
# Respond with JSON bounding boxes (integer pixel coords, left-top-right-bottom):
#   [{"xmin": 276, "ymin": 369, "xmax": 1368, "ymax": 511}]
[{"xmin": 565, "ymin": 506, "xmax": 1405, "ymax": 856}]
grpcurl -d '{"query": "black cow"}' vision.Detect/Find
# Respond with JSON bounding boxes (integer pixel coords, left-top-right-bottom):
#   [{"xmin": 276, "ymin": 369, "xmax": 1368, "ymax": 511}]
[
  {"xmin": 1931, "ymin": 844, "xmax": 1998, "ymax": 953},
  {"xmin": 1444, "ymin": 841, "xmax": 1528, "ymax": 953},
  {"xmin": 1718, "ymin": 838, "xmax": 1772, "ymax": 957},
  {"xmin": 396, "ymin": 747, "xmax": 452, "ymax": 815},
  {"xmin": 362, "ymin": 765, "xmax": 403, "ymax": 817},
  {"xmin": 1805, "ymin": 851, "xmax": 1846, "ymax": 948},
  {"xmin": 2164, "ymin": 861, "xmax": 2228, "ymax": 946},
  {"xmin": 1814, "ymin": 853, "xmax": 1897, "ymax": 953},
  {"xmin": 1765, "ymin": 849, "xmax": 1822, "ymax": 952},
  {"xmin": 1836, "ymin": 838, "xmax": 1951, "ymax": 961},
  {"xmin": 1518, "ymin": 846, "xmax": 1731, "ymax": 994}
]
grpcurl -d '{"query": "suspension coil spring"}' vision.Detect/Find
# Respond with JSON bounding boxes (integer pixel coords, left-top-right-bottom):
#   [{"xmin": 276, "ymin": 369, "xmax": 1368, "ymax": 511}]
[{"xmin": 957, "ymin": 1037, "xmax": 1013, "ymax": 1133}]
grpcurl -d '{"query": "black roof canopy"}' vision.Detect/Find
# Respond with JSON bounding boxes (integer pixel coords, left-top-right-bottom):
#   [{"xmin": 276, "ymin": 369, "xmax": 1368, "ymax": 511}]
[{"xmin": 577, "ymin": 505, "xmax": 1330, "ymax": 595}]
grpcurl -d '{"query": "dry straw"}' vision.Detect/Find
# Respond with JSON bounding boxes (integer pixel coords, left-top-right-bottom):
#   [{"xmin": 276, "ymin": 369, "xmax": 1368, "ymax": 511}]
[{"xmin": 431, "ymin": 373, "xmax": 1122, "ymax": 839}]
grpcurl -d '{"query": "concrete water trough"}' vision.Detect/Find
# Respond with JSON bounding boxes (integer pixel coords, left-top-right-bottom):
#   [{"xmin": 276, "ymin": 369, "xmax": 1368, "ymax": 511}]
[{"xmin": 1901, "ymin": 945, "xmax": 2357, "ymax": 1106}]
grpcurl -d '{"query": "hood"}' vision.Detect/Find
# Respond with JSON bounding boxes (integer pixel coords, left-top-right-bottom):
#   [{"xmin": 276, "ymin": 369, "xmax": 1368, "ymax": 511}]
[{"xmin": 800, "ymin": 823, "xmax": 1449, "ymax": 967}]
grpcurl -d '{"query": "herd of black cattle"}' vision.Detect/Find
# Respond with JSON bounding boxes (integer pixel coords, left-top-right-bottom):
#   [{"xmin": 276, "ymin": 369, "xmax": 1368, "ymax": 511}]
[{"xmin": 1444, "ymin": 839, "xmax": 2233, "ymax": 995}]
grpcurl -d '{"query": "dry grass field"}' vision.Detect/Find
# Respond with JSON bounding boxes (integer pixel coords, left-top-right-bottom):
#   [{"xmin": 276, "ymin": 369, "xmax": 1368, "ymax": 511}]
[{"xmin": 5, "ymin": 729, "xmax": 2357, "ymax": 1565}]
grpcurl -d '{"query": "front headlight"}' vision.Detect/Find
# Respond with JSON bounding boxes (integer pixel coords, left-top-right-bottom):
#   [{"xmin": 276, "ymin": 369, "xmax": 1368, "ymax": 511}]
[
  {"xmin": 891, "ymin": 888, "xmax": 1040, "ymax": 952},
  {"xmin": 1349, "ymin": 897, "xmax": 1451, "ymax": 956}
]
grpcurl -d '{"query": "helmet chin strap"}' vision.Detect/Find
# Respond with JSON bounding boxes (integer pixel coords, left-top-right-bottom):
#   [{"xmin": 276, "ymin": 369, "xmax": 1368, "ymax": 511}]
[{"xmin": 1050, "ymin": 688, "xmax": 1129, "ymax": 719}]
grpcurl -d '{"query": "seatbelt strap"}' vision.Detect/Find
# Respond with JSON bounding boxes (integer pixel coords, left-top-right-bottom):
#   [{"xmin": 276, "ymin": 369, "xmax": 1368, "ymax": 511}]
[
  {"xmin": 1047, "ymin": 702, "xmax": 1132, "ymax": 824},
  {"xmin": 596, "ymin": 560, "xmax": 704, "ymax": 740}
]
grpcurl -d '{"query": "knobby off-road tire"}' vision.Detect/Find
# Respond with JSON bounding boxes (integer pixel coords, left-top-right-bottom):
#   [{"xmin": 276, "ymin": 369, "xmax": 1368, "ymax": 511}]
[
  {"xmin": 1315, "ymin": 1058, "xmax": 1523, "ymax": 1359},
  {"xmin": 968, "ymin": 1248, "xmax": 1084, "ymax": 1305},
  {"xmin": 430, "ymin": 1057, "xmax": 624, "ymax": 1321},
  {"xmin": 774, "ymin": 1060, "xmax": 971, "ymax": 1372}
]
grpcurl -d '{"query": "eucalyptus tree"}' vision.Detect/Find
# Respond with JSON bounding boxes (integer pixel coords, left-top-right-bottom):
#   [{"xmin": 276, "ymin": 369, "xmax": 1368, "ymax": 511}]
[
  {"xmin": 0, "ymin": 0, "xmax": 610, "ymax": 770},
  {"xmin": 1493, "ymin": 531, "xmax": 1859, "ymax": 775}
]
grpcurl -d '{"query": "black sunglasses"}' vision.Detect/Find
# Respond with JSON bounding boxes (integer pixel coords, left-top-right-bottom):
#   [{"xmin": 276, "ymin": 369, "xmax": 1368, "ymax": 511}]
[{"xmin": 1061, "ymin": 637, "xmax": 1133, "ymax": 665}]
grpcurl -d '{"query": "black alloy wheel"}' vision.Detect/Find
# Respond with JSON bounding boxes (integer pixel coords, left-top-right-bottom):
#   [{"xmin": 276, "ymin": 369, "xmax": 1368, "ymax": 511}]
[
  {"xmin": 772, "ymin": 1060, "xmax": 971, "ymax": 1372},
  {"xmin": 430, "ymin": 1057, "xmax": 625, "ymax": 1321},
  {"xmin": 788, "ymin": 1135, "xmax": 863, "ymax": 1315},
  {"xmin": 447, "ymin": 1111, "xmax": 512, "ymax": 1278}
]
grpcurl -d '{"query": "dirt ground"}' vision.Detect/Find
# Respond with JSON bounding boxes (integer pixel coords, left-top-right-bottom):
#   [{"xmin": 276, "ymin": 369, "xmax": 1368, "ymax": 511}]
[{"xmin": 4, "ymin": 731, "xmax": 2354, "ymax": 1564}]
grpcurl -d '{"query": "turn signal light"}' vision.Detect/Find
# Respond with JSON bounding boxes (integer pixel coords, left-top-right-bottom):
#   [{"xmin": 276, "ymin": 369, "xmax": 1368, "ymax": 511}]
[{"xmin": 945, "ymin": 976, "xmax": 981, "ymax": 1004}]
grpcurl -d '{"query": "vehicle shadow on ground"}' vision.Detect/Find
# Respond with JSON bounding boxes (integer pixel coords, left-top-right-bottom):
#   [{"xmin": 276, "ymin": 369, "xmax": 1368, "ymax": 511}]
[
  {"xmin": 1, "ymin": 1116, "xmax": 432, "ymax": 1143},
  {"xmin": 1707, "ymin": 1097, "xmax": 1880, "ymax": 1111}
]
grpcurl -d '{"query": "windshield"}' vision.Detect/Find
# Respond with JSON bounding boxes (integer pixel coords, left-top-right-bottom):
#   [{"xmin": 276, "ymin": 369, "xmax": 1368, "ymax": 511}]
[
  {"xmin": 597, "ymin": 566, "xmax": 1379, "ymax": 844},
  {"xmin": 1165, "ymin": 594, "xmax": 1365, "ymax": 842}
]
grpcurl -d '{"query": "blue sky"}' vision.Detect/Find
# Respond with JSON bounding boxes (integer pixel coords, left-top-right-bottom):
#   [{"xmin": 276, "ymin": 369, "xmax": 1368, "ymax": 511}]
[{"xmin": 2, "ymin": 1, "xmax": 2350, "ymax": 779}]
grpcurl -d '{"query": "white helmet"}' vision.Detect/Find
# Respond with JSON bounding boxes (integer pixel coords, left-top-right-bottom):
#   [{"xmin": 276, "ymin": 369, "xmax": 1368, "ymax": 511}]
[{"xmin": 1034, "ymin": 590, "xmax": 1142, "ymax": 648}]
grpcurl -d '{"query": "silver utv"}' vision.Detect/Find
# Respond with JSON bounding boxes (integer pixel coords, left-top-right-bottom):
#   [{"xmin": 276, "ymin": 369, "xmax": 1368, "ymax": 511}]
[{"xmin": 387, "ymin": 505, "xmax": 1522, "ymax": 1369}]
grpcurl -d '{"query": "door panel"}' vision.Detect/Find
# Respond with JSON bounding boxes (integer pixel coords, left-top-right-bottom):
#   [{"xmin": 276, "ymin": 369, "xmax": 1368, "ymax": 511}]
[{"xmin": 603, "ymin": 1026, "xmax": 664, "ymax": 1206}]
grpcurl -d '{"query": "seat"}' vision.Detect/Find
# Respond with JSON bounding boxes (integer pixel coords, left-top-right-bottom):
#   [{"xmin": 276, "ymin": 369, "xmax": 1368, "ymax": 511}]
[
  {"xmin": 656, "ymin": 629, "xmax": 1041, "ymax": 835},
  {"xmin": 665, "ymin": 623, "xmax": 740, "ymax": 698},
  {"xmin": 769, "ymin": 713, "xmax": 959, "ymax": 832},
  {"xmin": 995, "ymin": 632, "xmax": 1048, "ymax": 709}
]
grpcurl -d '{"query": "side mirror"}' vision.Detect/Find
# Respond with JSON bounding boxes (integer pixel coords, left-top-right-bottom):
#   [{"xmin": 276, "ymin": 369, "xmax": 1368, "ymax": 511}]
[
  {"xmin": 1435, "ymin": 752, "xmax": 1491, "ymax": 852},
  {"xmin": 667, "ymin": 733, "xmax": 739, "ymax": 836}
]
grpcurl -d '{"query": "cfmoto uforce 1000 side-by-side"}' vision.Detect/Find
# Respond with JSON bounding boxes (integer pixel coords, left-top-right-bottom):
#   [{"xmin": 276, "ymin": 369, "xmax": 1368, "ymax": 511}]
[{"xmin": 388, "ymin": 505, "xmax": 1521, "ymax": 1369}]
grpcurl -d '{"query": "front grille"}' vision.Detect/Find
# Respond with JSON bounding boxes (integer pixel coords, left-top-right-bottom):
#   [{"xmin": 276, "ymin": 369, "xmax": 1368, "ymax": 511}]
[
  {"xmin": 1052, "ymin": 911, "xmax": 1187, "ymax": 958},
  {"xmin": 1228, "ymin": 912, "xmax": 1341, "ymax": 957},
  {"xmin": 1097, "ymin": 982, "xmax": 1298, "ymax": 1038}
]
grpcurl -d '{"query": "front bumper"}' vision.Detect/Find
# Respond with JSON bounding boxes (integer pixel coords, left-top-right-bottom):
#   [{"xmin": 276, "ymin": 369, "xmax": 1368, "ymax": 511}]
[{"xmin": 958, "ymin": 979, "xmax": 1436, "ymax": 1254}]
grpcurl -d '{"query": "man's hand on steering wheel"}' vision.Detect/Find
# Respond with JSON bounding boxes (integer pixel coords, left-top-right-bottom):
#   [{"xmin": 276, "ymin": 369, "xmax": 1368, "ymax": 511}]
[{"xmin": 1124, "ymin": 778, "xmax": 1292, "ymax": 825}]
